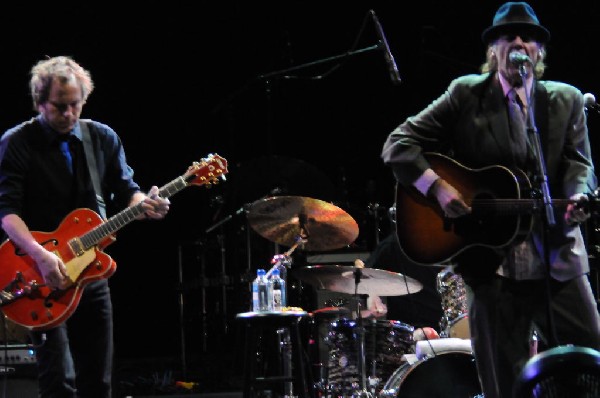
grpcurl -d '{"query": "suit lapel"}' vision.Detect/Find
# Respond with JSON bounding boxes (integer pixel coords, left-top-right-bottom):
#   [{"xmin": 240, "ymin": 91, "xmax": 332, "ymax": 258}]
[
  {"xmin": 483, "ymin": 78, "xmax": 512, "ymax": 152},
  {"xmin": 482, "ymin": 77, "xmax": 549, "ymax": 168}
]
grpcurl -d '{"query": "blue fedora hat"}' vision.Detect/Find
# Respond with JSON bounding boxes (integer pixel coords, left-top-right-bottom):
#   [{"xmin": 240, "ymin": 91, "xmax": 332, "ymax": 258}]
[{"xmin": 481, "ymin": 2, "xmax": 550, "ymax": 43}]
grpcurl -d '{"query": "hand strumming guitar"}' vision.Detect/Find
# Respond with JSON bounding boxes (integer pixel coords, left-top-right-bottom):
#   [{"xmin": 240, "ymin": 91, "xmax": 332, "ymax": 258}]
[{"xmin": 428, "ymin": 176, "xmax": 472, "ymax": 218}]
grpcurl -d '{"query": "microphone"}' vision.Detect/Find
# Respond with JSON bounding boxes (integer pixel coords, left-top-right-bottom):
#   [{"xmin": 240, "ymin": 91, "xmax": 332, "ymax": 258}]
[
  {"xmin": 583, "ymin": 92, "xmax": 600, "ymax": 113},
  {"xmin": 370, "ymin": 10, "xmax": 401, "ymax": 85},
  {"xmin": 509, "ymin": 52, "xmax": 532, "ymax": 65}
]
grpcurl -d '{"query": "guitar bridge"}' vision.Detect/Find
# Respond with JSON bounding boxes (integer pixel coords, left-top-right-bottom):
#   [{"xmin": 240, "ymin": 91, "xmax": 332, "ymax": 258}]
[{"xmin": 0, "ymin": 271, "xmax": 41, "ymax": 306}]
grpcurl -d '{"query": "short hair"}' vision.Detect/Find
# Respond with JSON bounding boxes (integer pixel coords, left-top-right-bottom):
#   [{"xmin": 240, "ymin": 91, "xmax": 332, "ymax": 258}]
[{"xmin": 29, "ymin": 55, "xmax": 94, "ymax": 110}]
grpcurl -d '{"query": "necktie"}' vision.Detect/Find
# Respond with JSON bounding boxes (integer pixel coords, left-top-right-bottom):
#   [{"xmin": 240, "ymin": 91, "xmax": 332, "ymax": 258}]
[
  {"xmin": 59, "ymin": 139, "xmax": 73, "ymax": 174},
  {"xmin": 507, "ymin": 89, "xmax": 528, "ymax": 164}
]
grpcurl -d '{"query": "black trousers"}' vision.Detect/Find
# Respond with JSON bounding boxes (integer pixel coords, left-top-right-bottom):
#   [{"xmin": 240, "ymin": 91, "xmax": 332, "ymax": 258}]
[
  {"xmin": 30, "ymin": 280, "xmax": 113, "ymax": 398},
  {"xmin": 466, "ymin": 274, "xmax": 600, "ymax": 398}
]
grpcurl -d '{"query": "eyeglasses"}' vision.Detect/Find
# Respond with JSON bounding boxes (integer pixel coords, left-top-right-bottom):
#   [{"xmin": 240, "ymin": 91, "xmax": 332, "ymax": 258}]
[
  {"xmin": 499, "ymin": 34, "xmax": 537, "ymax": 43},
  {"xmin": 47, "ymin": 100, "xmax": 82, "ymax": 114}
]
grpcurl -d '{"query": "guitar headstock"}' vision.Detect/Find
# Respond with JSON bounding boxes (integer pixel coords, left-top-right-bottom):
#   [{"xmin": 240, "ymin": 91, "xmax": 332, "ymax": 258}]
[{"xmin": 185, "ymin": 153, "xmax": 229, "ymax": 187}]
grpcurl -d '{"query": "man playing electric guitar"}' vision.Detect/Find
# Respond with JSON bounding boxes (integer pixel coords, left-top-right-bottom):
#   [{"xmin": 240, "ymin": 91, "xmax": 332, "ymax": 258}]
[
  {"xmin": 0, "ymin": 56, "xmax": 171, "ymax": 398},
  {"xmin": 381, "ymin": 3, "xmax": 600, "ymax": 398}
]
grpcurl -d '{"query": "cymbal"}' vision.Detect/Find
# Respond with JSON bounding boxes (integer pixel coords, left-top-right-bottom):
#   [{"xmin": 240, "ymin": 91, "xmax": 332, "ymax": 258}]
[
  {"xmin": 292, "ymin": 265, "xmax": 423, "ymax": 296},
  {"xmin": 246, "ymin": 196, "xmax": 359, "ymax": 252}
]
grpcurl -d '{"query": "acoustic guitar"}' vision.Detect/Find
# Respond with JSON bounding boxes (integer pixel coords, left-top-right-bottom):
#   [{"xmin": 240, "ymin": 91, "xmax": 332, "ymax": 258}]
[{"xmin": 394, "ymin": 152, "xmax": 592, "ymax": 265}]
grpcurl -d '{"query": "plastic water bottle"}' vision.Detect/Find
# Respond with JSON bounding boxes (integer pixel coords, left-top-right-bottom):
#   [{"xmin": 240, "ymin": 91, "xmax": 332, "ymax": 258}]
[
  {"xmin": 252, "ymin": 269, "xmax": 269, "ymax": 312},
  {"xmin": 269, "ymin": 268, "xmax": 286, "ymax": 311}
]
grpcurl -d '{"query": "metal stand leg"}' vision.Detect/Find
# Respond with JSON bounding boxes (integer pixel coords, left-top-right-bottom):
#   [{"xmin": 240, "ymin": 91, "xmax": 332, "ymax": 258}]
[
  {"xmin": 350, "ymin": 270, "xmax": 373, "ymax": 398},
  {"xmin": 278, "ymin": 327, "xmax": 294, "ymax": 398}
]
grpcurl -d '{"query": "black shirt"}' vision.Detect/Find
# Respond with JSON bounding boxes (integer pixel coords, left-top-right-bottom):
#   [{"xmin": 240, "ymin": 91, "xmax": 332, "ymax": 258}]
[{"xmin": 0, "ymin": 115, "xmax": 141, "ymax": 235}]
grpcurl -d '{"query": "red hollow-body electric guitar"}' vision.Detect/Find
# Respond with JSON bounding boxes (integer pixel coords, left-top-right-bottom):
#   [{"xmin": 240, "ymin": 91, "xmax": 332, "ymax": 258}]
[{"xmin": 0, "ymin": 153, "xmax": 228, "ymax": 331}]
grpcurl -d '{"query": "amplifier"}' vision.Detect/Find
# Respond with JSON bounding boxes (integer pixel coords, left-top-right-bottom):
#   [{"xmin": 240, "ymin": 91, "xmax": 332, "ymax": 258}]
[
  {"xmin": 0, "ymin": 344, "xmax": 38, "ymax": 398},
  {"xmin": 0, "ymin": 344, "xmax": 37, "ymax": 366}
]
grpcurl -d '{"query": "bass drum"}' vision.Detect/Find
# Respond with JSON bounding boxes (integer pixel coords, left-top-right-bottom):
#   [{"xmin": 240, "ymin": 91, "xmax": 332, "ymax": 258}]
[{"xmin": 380, "ymin": 350, "xmax": 482, "ymax": 398}]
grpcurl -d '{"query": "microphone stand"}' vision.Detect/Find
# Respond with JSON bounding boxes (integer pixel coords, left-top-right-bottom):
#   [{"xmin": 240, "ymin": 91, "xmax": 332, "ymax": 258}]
[
  {"xmin": 519, "ymin": 64, "xmax": 559, "ymax": 347},
  {"xmin": 258, "ymin": 45, "xmax": 380, "ymax": 81},
  {"xmin": 259, "ymin": 45, "xmax": 382, "ymax": 160},
  {"xmin": 210, "ymin": 44, "xmax": 381, "ymax": 118},
  {"xmin": 520, "ymin": 65, "xmax": 555, "ymax": 227}
]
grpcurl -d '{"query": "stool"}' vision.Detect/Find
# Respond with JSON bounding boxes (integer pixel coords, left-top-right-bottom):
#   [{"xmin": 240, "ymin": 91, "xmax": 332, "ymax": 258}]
[{"xmin": 237, "ymin": 311, "xmax": 310, "ymax": 398}]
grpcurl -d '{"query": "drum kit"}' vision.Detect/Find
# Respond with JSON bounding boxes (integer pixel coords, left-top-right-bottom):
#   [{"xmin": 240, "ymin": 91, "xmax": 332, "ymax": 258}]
[{"xmin": 244, "ymin": 195, "xmax": 480, "ymax": 398}]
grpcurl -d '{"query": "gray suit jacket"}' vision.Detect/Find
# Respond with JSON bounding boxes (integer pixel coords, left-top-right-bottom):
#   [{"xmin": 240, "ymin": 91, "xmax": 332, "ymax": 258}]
[{"xmin": 382, "ymin": 72, "xmax": 597, "ymax": 280}]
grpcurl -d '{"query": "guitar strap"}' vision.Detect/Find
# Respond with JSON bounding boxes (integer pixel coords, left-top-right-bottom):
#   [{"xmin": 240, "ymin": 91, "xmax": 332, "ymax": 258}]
[{"xmin": 80, "ymin": 120, "xmax": 107, "ymax": 219}]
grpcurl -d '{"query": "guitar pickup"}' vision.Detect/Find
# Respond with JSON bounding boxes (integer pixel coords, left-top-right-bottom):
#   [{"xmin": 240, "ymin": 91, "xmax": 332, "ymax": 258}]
[{"xmin": 69, "ymin": 238, "xmax": 86, "ymax": 257}]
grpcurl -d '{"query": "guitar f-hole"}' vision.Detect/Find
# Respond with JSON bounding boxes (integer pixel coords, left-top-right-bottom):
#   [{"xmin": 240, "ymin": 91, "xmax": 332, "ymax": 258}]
[{"xmin": 15, "ymin": 239, "xmax": 59, "ymax": 257}]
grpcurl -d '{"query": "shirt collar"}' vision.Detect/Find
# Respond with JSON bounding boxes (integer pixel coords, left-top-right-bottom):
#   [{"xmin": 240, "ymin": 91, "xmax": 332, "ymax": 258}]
[
  {"xmin": 37, "ymin": 114, "xmax": 83, "ymax": 142},
  {"xmin": 497, "ymin": 72, "xmax": 533, "ymax": 107}
]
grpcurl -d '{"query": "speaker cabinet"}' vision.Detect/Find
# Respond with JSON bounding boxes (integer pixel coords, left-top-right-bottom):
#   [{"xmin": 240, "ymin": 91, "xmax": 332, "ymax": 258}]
[{"xmin": 0, "ymin": 371, "xmax": 38, "ymax": 398}]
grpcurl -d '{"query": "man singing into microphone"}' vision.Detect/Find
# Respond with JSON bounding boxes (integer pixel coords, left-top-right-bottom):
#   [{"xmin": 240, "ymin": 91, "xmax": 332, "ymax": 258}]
[{"xmin": 381, "ymin": 2, "xmax": 600, "ymax": 397}]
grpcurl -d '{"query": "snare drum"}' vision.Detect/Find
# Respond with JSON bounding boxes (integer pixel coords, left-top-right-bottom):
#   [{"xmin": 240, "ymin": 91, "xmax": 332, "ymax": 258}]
[
  {"xmin": 324, "ymin": 318, "xmax": 415, "ymax": 396},
  {"xmin": 380, "ymin": 343, "xmax": 482, "ymax": 398}
]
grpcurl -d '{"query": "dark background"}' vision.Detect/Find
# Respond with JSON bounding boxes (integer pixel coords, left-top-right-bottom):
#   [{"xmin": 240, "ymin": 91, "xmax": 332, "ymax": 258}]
[{"xmin": 2, "ymin": 1, "xmax": 600, "ymax": 394}]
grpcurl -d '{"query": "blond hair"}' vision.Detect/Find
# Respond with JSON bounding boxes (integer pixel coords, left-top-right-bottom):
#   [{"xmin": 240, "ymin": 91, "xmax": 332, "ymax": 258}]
[{"xmin": 29, "ymin": 56, "xmax": 94, "ymax": 110}]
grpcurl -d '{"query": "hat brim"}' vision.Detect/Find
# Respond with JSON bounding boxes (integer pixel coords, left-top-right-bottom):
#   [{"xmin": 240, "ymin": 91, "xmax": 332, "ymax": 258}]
[{"xmin": 481, "ymin": 22, "xmax": 550, "ymax": 43}]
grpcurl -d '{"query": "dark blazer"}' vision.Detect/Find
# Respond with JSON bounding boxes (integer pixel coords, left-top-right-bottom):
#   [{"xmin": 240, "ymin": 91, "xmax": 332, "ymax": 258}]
[{"xmin": 381, "ymin": 72, "xmax": 597, "ymax": 280}]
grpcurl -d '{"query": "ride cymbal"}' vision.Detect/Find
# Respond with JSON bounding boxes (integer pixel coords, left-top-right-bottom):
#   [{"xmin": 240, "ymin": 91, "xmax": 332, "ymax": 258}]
[
  {"xmin": 247, "ymin": 196, "xmax": 359, "ymax": 252},
  {"xmin": 292, "ymin": 265, "xmax": 423, "ymax": 296}
]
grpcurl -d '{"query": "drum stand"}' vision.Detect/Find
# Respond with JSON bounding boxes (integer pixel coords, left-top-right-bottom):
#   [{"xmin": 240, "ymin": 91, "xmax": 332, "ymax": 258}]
[
  {"xmin": 266, "ymin": 238, "xmax": 305, "ymax": 398},
  {"xmin": 351, "ymin": 269, "xmax": 374, "ymax": 398}
]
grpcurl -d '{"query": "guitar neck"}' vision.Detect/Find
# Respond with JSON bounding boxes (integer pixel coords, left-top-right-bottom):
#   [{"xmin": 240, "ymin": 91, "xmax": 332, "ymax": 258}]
[
  {"xmin": 79, "ymin": 175, "xmax": 190, "ymax": 250},
  {"xmin": 474, "ymin": 198, "xmax": 575, "ymax": 215}
]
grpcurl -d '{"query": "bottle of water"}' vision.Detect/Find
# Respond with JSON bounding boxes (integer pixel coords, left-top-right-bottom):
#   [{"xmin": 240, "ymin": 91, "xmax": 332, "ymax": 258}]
[
  {"xmin": 252, "ymin": 269, "xmax": 269, "ymax": 312},
  {"xmin": 269, "ymin": 268, "xmax": 286, "ymax": 311}
]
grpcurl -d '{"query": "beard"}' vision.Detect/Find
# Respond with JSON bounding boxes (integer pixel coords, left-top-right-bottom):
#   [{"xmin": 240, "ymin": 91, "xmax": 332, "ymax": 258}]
[{"xmin": 501, "ymin": 66, "xmax": 526, "ymax": 88}]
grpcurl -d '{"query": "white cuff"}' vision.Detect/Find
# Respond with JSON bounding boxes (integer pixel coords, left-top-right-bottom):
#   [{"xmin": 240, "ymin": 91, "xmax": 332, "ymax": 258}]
[{"xmin": 414, "ymin": 168, "xmax": 440, "ymax": 195}]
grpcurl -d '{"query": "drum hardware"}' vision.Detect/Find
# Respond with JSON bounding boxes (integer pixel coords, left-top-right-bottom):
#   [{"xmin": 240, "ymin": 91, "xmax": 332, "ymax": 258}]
[
  {"xmin": 436, "ymin": 266, "xmax": 470, "ymax": 339},
  {"xmin": 302, "ymin": 269, "xmax": 376, "ymax": 398},
  {"xmin": 351, "ymin": 269, "xmax": 373, "ymax": 398},
  {"xmin": 246, "ymin": 195, "xmax": 408, "ymax": 396},
  {"xmin": 324, "ymin": 318, "xmax": 415, "ymax": 397},
  {"xmin": 529, "ymin": 329, "xmax": 539, "ymax": 358},
  {"xmin": 414, "ymin": 338, "xmax": 473, "ymax": 361},
  {"xmin": 307, "ymin": 306, "xmax": 352, "ymax": 391},
  {"xmin": 292, "ymin": 264, "xmax": 421, "ymax": 397},
  {"xmin": 275, "ymin": 327, "xmax": 295, "ymax": 398}
]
